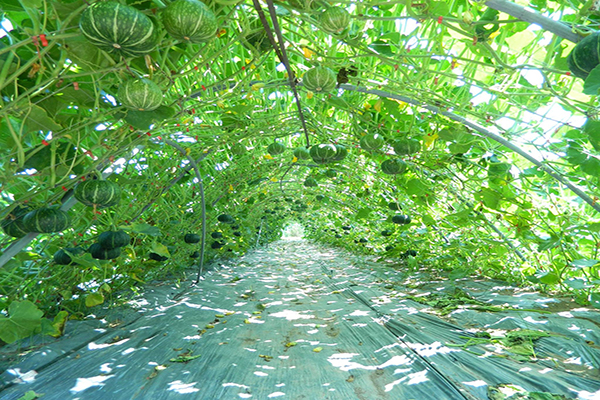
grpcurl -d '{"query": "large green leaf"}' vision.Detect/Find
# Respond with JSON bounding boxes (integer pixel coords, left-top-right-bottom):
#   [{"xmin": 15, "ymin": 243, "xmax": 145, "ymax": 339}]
[{"xmin": 0, "ymin": 300, "xmax": 43, "ymax": 344}]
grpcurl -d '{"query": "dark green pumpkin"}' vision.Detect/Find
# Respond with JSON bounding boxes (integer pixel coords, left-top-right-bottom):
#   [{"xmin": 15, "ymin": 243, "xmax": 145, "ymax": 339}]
[
  {"xmin": 1, "ymin": 205, "xmax": 31, "ymax": 238},
  {"xmin": 233, "ymin": 231, "xmax": 242, "ymax": 237},
  {"xmin": 217, "ymin": 214, "xmax": 235, "ymax": 224},
  {"xmin": 149, "ymin": 252, "xmax": 168, "ymax": 261},
  {"xmin": 231, "ymin": 142, "xmax": 246, "ymax": 155},
  {"xmin": 381, "ymin": 230, "xmax": 393, "ymax": 237},
  {"xmin": 75, "ymin": 179, "xmax": 121, "ymax": 208},
  {"xmin": 324, "ymin": 169, "xmax": 337, "ymax": 178},
  {"xmin": 393, "ymin": 138, "xmax": 421, "ymax": 155},
  {"xmin": 89, "ymin": 243, "xmax": 121, "ymax": 260},
  {"xmin": 190, "ymin": 251, "xmax": 200, "ymax": 258},
  {"xmin": 381, "ymin": 159, "xmax": 407, "ymax": 175},
  {"xmin": 211, "ymin": 241, "xmax": 225, "ymax": 249},
  {"xmin": 211, "ymin": 231, "xmax": 223, "ymax": 239},
  {"xmin": 54, "ymin": 247, "xmax": 85, "ymax": 265},
  {"xmin": 304, "ymin": 177, "xmax": 318, "ymax": 187},
  {"xmin": 98, "ymin": 230, "xmax": 130, "ymax": 249},
  {"xmin": 23, "ymin": 207, "xmax": 70, "ymax": 233},
  {"xmin": 567, "ymin": 32, "xmax": 600, "ymax": 79},
  {"xmin": 315, "ymin": 194, "xmax": 326, "ymax": 201},
  {"xmin": 359, "ymin": 238, "xmax": 368, "ymax": 243},
  {"xmin": 392, "ymin": 214, "xmax": 411, "ymax": 225},
  {"xmin": 388, "ymin": 202, "xmax": 401, "ymax": 211},
  {"xmin": 184, "ymin": 233, "xmax": 201, "ymax": 243}
]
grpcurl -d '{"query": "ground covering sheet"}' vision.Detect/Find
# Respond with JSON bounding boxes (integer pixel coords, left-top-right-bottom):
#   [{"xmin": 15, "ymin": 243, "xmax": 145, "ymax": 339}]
[{"xmin": 1, "ymin": 239, "xmax": 599, "ymax": 400}]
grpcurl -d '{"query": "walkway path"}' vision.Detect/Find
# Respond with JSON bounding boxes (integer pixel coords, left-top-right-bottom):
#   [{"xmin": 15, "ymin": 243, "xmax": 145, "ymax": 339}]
[{"xmin": 1, "ymin": 240, "xmax": 599, "ymax": 399}]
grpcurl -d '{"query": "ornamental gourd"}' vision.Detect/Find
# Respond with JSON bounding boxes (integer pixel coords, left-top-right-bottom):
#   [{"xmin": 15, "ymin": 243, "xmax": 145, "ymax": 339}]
[
  {"xmin": 393, "ymin": 138, "xmax": 421, "ymax": 155},
  {"xmin": 161, "ymin": 0, "xmax": 217, "ymax": 43},
  {"xmin": 293, "ymin": 147, "xmax": 311, "ymax": 160},
  {"xmin": 381, "ymin": 159, "xmax": 407, "ymax": 175},
  {"xmin": 360, "ymin": 133, "xmax": 385, "ymax": 152},
  {"xmin": 118, "ymin": 78, "xmax": 163, "ymax": 111},
  {"xmin": 79, "ymin": 1, "xmax": 158, "ymax": 58},
  {"xmin": 75, "ymin": 179, "xmax": 121, "ymax": 208},
  {"xmin": 310, "ymin": 143, "xmax": 337, "ymax": 164},
  {"xmin": 567, "ymin": 32, "xmax": 600, "ymax": 79},
  {"xmin": 303, "ymin": 66, "xmax": 337, "ymax": 93},
  {"xmin": 98, "ymin": 230, "xmax": 131, "ymax": 249},
  {"xmin": 267, "ymin": 142, "xmax": 286, "ymax": 156},
  {"xmin": 23, "ymin": 207, "xmax": 71, "ymax": 233},
  {"xmin": 320, "ymin": 7, "xmax": 351, "ymax": 34}
]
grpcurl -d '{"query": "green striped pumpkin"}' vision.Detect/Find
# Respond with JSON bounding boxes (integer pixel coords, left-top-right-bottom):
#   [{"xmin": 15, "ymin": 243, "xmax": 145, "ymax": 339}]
[
  {"xmin": 310, "ymin": 143, "xmax": 337, "ymax": 164},
  {"xmin": 360, "ymin": 133, "xmax": 385, "ymax": 151},
  {"xmin": 303, "ymin": 66, "xmax": 337, "ymax": 93},
  {"xmin": 23, "ymin": 207, "xmax": 71, "ymax": 233},
  {"xmin": 117, "ymin": 78, "xmax": 163, "ymax": 111},
  {"xmin": 324, "ymin": 169, "xmax": 337, "ymax": 178},
  {"xmin": 332, "ymin": 144, "xmax": 347, "ymax": 161},
  {"xmin": 231, "ymin": 142, "xmax": 246, "ymax": 155},
  {"xmin": 98, "ymin": 230, "xmax": 131, "ymax": 249},
  {"xmin": 304, "ymin": 177, "xmax": 318, "ymax": 187},
  {"xmin": 320, "ymin": 7, "xmax": 351, "ymax": 34},
  {"xmin": 1, "ymin": 205, "xmax": 31, "ymax": 238},
  {"xmin": 79, "ymin": 1, "xmax": 158, "ymax": 58},
  {"xmin": 567, "ymin": 32, "xmax": 600, "ymax": 79},
  {"xmin": 161, "ymin": 0, "xmax": 217, "ymax": 43},
  {"xmin": 75, "ymin": 179, "xmax": 121, "ymax": 208},
  {"xmin": 393, "ymin": 138, "xmax": 421, "ymax": 155},
  {"xmin": 381, "ymin": 159, "xmax": 407, "ymax": 175},
  {"xmin": 267, "ymin": 142, "xmax": 286, "ymax": 156},
  {"xmin": 293, "ymin": 147, "xmax": 311, "ymax": 160}
]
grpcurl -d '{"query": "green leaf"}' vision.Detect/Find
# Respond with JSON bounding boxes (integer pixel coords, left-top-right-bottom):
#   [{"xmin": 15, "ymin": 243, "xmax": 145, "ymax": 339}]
[
  {"xmin": 0, "ymin": 300, "xmax": 43, "ymax": 344},
  {"xmin": 17, "ymin": 391, "xmax": 42, "ymax": 400},
  {"xmin": 571, "ymin": 259, "xmax": 598, "ymax": 268},
  {"xmin": 537, "ymin": 271, "xmax": 560, "ymax": 285},
  {"xmin": 41, "ymin": 310, "xmax": 69, "ymax": 338},
  {"xmin": 127, "ymin": 223, "xmax": 161, "ymax": 236},
  {"xmin": 591, "ymin": 292, "xmax": 600, "ymax": 309},
  {"xmin": 474, "ymin": 187, "xmax": 501, "ymax": 209},
  {"xmin": 151, "ymin": 242, "xmax": 171, "ymax": 257},
  {"xmin": 537, "ymin": 236, "xmax": 559, "ymax": 251},
  {"xmin": 583, "ymin": 119, "xmax": 600, "ymax": 152},
  {"xmin": 583, "ymin": 65, "xmax": 600, "ymax": 95},
  {"xmin": 21, "ymin": 104, "xmax": 63, "ymax": 133},
  {"xmin": 85, "ymin": 292, "xmax": 105, "ymax": 307},
  {"xmin": 580, "ymin": 156, "xmax": 600, "ymax": 175},
  {"xmin": 355, "ymin": 208, "xmax": 371, "ymax": 220}
]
